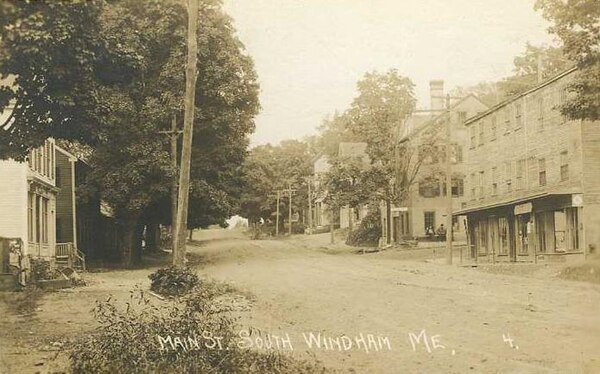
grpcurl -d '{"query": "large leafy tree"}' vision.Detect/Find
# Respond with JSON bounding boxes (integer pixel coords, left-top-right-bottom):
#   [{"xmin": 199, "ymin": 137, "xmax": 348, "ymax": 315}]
[
  {"xmin": 535, "ymin": 0, "xmax": 600, "ymax": 120},
  {"xmin": 451, "ymin": 44, "xmax": 570, "ymax": 106},
  {"xmin": 0, "ymin": 0, "xmax": 259, "ymax": 266},
  {"xmin": 239, "ymin": 140, "xmax": 313, "ymax": 230}
]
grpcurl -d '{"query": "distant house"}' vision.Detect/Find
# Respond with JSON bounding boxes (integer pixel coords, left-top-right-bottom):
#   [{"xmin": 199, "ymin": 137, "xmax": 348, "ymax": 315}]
[
  {"xmin": 310, "ymin": 142, "xmax": 370, "ymax": 231},
  {"xmin": 337, "ymin": 142, "xmax": 370, "ymax": 229},
  {"xmin": 311, "ymin": 153, "xmax": 332, "ymax": 229},
  {"xmin": 382, "ymin": 80, "xmax": 488, "ymax": 244}
]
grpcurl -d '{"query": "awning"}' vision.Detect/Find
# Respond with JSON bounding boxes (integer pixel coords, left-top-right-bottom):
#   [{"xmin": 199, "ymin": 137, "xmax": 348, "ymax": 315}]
[{"xmin": 453, "ymin": 190, "xmax": 581, "ymax": 216}]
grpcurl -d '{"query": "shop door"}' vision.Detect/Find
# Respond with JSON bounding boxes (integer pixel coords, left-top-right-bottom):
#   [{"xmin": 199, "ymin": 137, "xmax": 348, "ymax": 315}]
[{"xmin": 515, "ymin": 213, "xmax": 530, "ymax": 259}]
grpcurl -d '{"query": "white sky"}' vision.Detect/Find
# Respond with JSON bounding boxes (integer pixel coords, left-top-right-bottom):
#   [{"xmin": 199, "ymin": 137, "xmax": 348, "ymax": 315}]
[{"xmin": 222, "ymin": 0, "xmax": 557, "ymax": 147}]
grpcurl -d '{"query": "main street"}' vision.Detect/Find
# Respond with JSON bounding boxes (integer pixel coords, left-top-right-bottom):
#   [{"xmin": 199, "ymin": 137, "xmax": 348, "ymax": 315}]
[
  {"xmin": 1, "ymin": 229, "xmax": 599, "ymax": 374},
  {"xmin": 189, "ymin": 230, "xmax": 600, "ymax": 374}
]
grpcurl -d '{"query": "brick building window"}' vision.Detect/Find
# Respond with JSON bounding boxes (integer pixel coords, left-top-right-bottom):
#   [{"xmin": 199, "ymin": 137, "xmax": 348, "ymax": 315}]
[
  {"xmin": 516, "ymin": 159, "xmax": 526, "ymax": 189},
  {"xmin": 469, "ymin": 126, "xmax": 476, "ymax": 148},
  {"xmin": 504, "ymin": 106, "xmax": 511, "ymax": 133},
  {"xmin": 491, "ymin": 167, "xmax": 498, "ymax": 195},
  {"xmin": 490, "ymin": 116, "xmax": 497, "ymax": 140},
  {"xmin": 458, "ymin": 111, "xmax": 467, "ymax": 124},
  {"xmin": 538, "ymin": 158, "xmax": 546, "ymax": 186},
  {"xmin": 470, "ymin": 173, "xmax": 476, "ymax": 199},
  {"xmin": 478, "ymin": 122, "xmax": 485, "ymax": 146},
  {"xmin": 505, "ymin": 161, "xmax": 512, "ymax": 192},
  {"xmin": 537, "ymin": 96, "xmax": 544, "ymax": 130},
  {"xmin": 515, "ymin": 103, "xmax": 523, "ymax": 129},
  {"xmin": 560, "ymin": 151, "xmax": 569, "ymax": 181},
  {"xmin": 478, "ymin": 170, "xmax": 485, "ymax": 198}
]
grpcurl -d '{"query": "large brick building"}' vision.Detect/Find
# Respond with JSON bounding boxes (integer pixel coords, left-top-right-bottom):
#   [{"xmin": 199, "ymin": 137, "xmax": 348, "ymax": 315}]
[{"xmin": 456, "ymin": 68, "xmax": 600, "ymax": 262}]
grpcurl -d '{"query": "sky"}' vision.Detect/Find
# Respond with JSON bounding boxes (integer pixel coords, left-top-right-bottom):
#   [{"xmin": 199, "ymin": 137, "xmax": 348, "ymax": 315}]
[{"xmin": 222, "ymin": 0, "xmax": 557, "ymax": 147}]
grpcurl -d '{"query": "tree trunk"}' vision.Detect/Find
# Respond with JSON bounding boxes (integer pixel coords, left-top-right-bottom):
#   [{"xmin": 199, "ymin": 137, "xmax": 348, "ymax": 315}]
[
  {"xmin": 188, "ymin": 229, "xmax": 193, "ymax": 241},
  {"xmin": 348, "ymin": 207, "xmax": 353, "ymax": 231},
  {"xmin": 386, "ymin": 200, "xmax": 392, "ymax": 245},
  {"xmin": 145, "ymin": 222, "xmax": 160, "ymax": 252},
  {"xmin": 120, "ymin": 214, "xmax": 140, "ymax": 268}
]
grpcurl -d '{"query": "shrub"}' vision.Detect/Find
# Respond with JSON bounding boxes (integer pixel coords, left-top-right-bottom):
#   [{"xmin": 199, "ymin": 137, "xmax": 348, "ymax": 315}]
[
  {"xmin": 346, "ymin": 210, "xmax": 381, "ymax": 247},
  {"xmin": 70, "ymin": 286, "xmax": 331, "ymax": 374},
  {"xmin": 148, "ymin": 266, "xmax": 199, "ymax": 297},
  {"xmin": 30, "ymin": 257, "xmax": 61, "ymax": 281}
]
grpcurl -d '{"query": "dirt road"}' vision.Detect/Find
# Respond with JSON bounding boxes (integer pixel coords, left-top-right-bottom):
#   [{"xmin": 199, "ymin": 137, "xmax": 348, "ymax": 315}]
[
  {"xmin": 189, "ymin": 229, "xmax": 600, "ymax": 374},
  {"xmin": 1, "ymin": 229, "xmax": 599, "ymax": 374}
]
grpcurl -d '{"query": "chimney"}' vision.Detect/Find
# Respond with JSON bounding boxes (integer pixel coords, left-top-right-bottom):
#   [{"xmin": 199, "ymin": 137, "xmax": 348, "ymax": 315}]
[{"xmin": 430, "ymin": 80, "xmax": 444, "ymax": 111}]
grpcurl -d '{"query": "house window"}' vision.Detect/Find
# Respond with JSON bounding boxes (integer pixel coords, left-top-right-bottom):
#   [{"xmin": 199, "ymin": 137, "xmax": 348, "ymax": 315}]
[
  {"xmin": 490, "ymin": 116, "xmax": 497, "ymax": 140},
  {"xmin": 469, "ymin": 126, "xmax": 476, "ymax": 148},
  {"xmin": 424, "ymin": 212, "xmax": 435, "ymax": 233},
  {"xmin": 419, "ymin": 177, "xmax": 441, "ymax": 198},
  {"xmin": 538, "ymin": 158, "xmax": 546, "ymax": 186},
  {"xmin": 41, "ymin": 197, "xmax": 49, "ymax": 244},
  {"xmin": 478, "ymin": 122, "xmax": 485, "ymax": 146},
  {"xmin": 560, "ymin": 151, "xmax": 569, "ymax": 181},
  {"xmin": 516, "ymin": 159, "xmax": 526, "ymax": 189},
  {"xmin": 515, "ymin": 103, "xmax": 523, "ymax": 129},
  {"xmin": 27, "ymin": 193, "xmax": 34, "ymax": 241},
  {"xmin": 453, "ymin": 144, "xmax": 463, "ymax": 163},
  {"xmin": 458, "ymin": 111, "xmax": 467, "ymax": 124},
  {"xmin": 491, "ymin": 167, "xmax": 498, "ymax": 195},
  {"xmin": 470, "ymin": 173, "xmax": 476, "ymax": 199},
  {"xmin": 452, "ymin": 178, "xmax": 464, "ymax": 197}
]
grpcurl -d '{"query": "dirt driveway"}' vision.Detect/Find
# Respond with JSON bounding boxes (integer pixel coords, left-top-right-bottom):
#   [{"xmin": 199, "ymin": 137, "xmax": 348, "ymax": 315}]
[{"xmin": 189, "ymin": 229, "xmax": 600, "ymax": 374}]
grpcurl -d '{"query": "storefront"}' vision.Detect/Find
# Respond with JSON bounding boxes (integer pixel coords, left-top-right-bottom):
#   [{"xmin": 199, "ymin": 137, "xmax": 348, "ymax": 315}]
[{"xmin": 459, "ymin": 194, "xmax": 584, "ymax": 262}]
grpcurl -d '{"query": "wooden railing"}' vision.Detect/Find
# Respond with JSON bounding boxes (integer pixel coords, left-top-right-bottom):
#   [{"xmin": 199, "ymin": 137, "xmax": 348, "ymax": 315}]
[{"xmin": 56, "ymin": 242, "xmax": 86, "ymax": 271}]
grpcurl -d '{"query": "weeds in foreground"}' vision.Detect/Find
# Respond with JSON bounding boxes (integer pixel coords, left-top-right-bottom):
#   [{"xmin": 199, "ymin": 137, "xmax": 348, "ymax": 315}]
[{"xmin": 70, "ymin": 282, "xmax": 331, "ymax": 374}]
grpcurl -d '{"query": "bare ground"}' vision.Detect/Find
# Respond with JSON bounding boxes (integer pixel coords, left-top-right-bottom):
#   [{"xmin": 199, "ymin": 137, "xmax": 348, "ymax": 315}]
[{"xmin": 1, "ymin": 228, "xmax": 599, "ymax": 374}]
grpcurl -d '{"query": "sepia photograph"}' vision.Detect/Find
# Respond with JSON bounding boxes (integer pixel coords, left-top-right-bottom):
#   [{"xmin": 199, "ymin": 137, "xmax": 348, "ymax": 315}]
[{"xmin": 0, "ymin": 0, "xmax": 599, "ymax": 373}]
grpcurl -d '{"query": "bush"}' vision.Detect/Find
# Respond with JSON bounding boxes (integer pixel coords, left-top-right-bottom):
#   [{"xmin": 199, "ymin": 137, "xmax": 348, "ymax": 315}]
[
  {"xmin": 30, "ymin": 257, "xmax": 62, "ymax": 281},
  {"xmin": 70, "ymin": 285, "xmax": 331, "ymax": 374},
  {"xmin": 148, "ymin": 266, "xmax": 199, "ymax": 297},
  {"xmin": 291, "ymin": 222, "xmax": 306, "ymax": 234},
  {"xmin": 346, "ymin": 210, "xmax": 381, "ymax": 247}
]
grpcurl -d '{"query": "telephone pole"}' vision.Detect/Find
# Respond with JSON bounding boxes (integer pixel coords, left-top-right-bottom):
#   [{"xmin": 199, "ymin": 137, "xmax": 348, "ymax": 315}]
[
  {"xmin": 276, "ymin": 191, "xmax": 280, "ymax": 236},
  {"xmin": 307, "ymin": 177, "xmax": 313, "ymax": 232},
  {"xmin": 288, "ymin": 182, "xmax": 293, "ymax": 236},
  {"xmin": 173, "ymin": 0, "xmax": 198, "ymax": 266},
  {"xmin": 445, "ymin": 95, "xmax": 453, "ymax": 265},
  {"xmin": 159, "ymin": 113, "xmax": 182, "ymax": 250}
]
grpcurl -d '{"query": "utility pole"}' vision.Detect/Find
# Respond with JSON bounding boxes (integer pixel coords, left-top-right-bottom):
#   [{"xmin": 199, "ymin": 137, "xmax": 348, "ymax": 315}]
[
  {"xmin": 307, "ymin": 177, "xmax": 312, "ymax": 232},
  {"xmin": 276, "ymin": 190, "xmax": 280, "ymax": 236},
  {"xmin": 288, "ymin": 183, "xmax": 293, "ymax": 235},
  {"xmin": 159, "ymin": 113, "xmax": 182, "ymax": 251},
  {"xmin": 445, "ymin": 95, "xmax": 453, "ymax": 265},
  {"xmin": 173, "ymin": 0, "xmax": 198, "ymax": 267}
]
